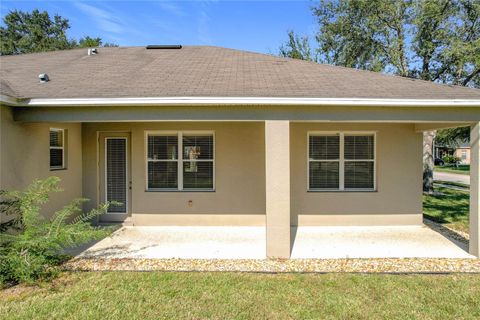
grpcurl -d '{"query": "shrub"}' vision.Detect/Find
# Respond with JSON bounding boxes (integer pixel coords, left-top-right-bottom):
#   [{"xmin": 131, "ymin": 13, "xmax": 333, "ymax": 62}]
[
  {"xmin": 442, "ymin": 155, "xmax": 460, "ymax": 165},
  {"xmin": 0, "ymin": 177, "xmax": 113, "ymax": 285}
]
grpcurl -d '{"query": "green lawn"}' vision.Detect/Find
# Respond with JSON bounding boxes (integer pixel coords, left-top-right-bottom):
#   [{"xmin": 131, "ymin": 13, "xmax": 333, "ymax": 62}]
[
  {"xmin": 2, "ymin": 272, "xmax": 480, "ymax": 319},
  {"xmin": 435, "ymin": 165, "xmax": 470, "ymax": 175},
  {"xmin": 423, "ymin": 184, "xmax": 469, "ymax": 233}
]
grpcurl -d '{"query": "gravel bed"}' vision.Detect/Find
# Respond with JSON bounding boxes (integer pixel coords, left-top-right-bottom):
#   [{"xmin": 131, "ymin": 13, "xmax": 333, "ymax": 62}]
[
  {"xmin": 64, "ymin": 257, "xmax": 480, "ymax": 273},
  {"xmin": 423, "ymin": 218, "xmax": 469, "ymax": 245}
]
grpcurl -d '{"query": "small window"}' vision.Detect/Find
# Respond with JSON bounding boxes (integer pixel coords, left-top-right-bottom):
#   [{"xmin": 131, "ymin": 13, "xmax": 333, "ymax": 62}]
[
  {"xmin": 147, "ymin": 132, "xmax": 214, "ymax": 191},
  {"xmin": 50, "ymin": 128, "xmax": 65, "ymax": 170},
  {"xmin": 309, "ymin": 132, "xmax": 375, "ymax": 191}
]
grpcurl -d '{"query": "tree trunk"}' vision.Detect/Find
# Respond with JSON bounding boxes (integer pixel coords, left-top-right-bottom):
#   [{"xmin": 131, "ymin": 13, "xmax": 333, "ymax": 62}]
[{"xmin": 423, "ymin": 131, "xmax": 436, "ymax": 194}]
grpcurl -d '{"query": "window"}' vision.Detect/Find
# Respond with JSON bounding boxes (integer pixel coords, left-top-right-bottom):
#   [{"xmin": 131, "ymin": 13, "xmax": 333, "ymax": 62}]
[
  {"xmin": 50, "ymin": 128, "xmax": 65, "ymax": 170},
  {"xmin": 146, "ymin": 132, "xmax": 214, "ymax": 191},
  {"xmin": 308, "ymin": 132, "xmax": 375, "ymax": 191}
]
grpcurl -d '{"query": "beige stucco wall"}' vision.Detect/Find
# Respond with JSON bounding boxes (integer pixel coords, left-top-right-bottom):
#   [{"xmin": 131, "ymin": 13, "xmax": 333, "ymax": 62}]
[
  {"xmin": 0, "ymin": 106, "xmax": 83, "ymax": 220},
  {"xmin": 290, "ymin": 122, "xmax": 423, "ymax": 226},
  {"xmin": 82, "ymin": 122, "xmax": 266, "ymax": 226},
  {"xmin": 1, "ymin": 111, "xmax": 423, "ymax": 227}
]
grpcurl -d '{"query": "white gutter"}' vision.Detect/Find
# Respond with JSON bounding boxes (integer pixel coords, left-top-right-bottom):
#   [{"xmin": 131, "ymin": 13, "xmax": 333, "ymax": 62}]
[
  {"xmin": 3, "ymin": 96, "xmax": 480, "ymax": 107},
  {"xmin": 0, "ymin": 94, "xmax": 20, "ymax": 106}
]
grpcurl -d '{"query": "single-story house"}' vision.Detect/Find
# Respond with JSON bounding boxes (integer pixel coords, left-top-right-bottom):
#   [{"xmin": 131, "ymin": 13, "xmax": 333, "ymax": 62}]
[
  {"xmin": 1, "ymin": 46, "xmax": 479, "ymax": 258},
  {"xmin": 434, "ymin": 143, "xmax": 471, "ymax": 165}
]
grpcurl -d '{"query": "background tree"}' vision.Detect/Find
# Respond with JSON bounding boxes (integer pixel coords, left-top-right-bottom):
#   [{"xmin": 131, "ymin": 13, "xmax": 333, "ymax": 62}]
[
  {"xmin": 280, "ymin": 0, "xmax": 480, "ymax": 193},
  {"xmin": 0, "ymin": 9, "xmax": 117, "ymax": 55},
  {"xmin": 279, "ymin": 30, "xmax": 316, "ymax": 61},
  {"xmin": 77, "ymin": 36, "xmax": 119, "ymax": 48}
]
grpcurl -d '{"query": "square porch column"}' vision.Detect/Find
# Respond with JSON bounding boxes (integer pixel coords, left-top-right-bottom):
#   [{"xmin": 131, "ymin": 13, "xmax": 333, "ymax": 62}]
[
  {"xmin": 470, "ymin": 122, "xmax": 480, "ymax": 257},
  {"xmin": 265, "ymin": 120, "xmax": 291, "ymax": 258}
]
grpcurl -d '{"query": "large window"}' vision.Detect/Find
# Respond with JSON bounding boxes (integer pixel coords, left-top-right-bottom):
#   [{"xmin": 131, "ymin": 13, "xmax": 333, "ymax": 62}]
[
  {"xmin": 50, "ymin": 128, "xmax": 65, "ymax": 170},
  {"xmin": 308, "ymin": 132, "xmax": 375, "ymax": 191},
  {"xmin": 146, "ymin": 132, "xmax": 214, "ymax": 191}
]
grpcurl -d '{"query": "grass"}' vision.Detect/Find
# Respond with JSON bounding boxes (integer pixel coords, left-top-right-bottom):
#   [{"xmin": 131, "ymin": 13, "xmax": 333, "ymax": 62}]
[
  {"xmin": 435, "ymin": 180, "xmax": 470, "ymax": 190},
  {"xmin": 2, "ymin": 272, "xmax": 480, "ymax": 319},
  {"xmin": 423, "ymin": 184, "xmax": 469, "ymax": 233},
  {"xmin": 435, "ymin": 165, "xmax": 470, "ymax": 175}
]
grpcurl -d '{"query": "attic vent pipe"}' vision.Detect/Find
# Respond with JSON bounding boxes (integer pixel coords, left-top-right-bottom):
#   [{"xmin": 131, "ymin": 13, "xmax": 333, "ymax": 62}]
[
  {"xmin": 88, "ymin": 48, "xmax": 98, "ymax": 55},
  {"xmin": 38, "ymin": 74, "xmax": 49, "ymax": 83},
  {"xmin": 146, "ymin": 45, "xmax": 182, "ymax": 49}
]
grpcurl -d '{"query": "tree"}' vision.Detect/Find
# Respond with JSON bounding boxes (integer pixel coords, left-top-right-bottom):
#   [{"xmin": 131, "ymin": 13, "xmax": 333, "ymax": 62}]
[
  {"xmin": 436, "ymin": 126, "xmax": 470, "ymax": 146},
  {"xmin": 77, "ymin": 36, "xmax": 119, "ymax": 48},
  {"xmin": 279, "ymin": 30, "xmax": 316, "ymax": 61},
  {"xmin": 0, "ymin": 9, "xmax": 118, "ymax": 56},
  {"xmin": 281, "ymin": 0, "xmax": 480, "ymax": 192},
  {"xmin": 0, "ymin": 9, "xmax": 75, "ymax": 55},
  {"xmin": 311, "ymin": 0, "xmax": 480, "ymax": 87},
  {"xmin": 77, "ymin": 36, "xmax": 103, "ymax": 48}
]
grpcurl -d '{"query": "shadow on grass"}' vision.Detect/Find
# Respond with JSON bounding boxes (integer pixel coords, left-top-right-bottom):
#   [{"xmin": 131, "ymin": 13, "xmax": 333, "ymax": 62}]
[{"xmin": 423, "ymin": 186, "xmax": 469, "ymax": 226}]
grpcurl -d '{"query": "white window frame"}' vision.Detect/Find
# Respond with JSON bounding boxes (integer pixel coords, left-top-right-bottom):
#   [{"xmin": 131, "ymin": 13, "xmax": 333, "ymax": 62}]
[
  {"xmin": 307, "ymin": 131, "xmax": 376, "ymax": 192},
  {"xmin": 145, "ymin": 131, "xmax": 215, "ymax": 192},
  {"xmin": 49, "ymin": 128, "xmax": 65, "ymax": 170}
]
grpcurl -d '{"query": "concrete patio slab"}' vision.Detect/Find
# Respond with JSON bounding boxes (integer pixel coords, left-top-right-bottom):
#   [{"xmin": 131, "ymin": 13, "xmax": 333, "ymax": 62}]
[
  {"xmin": 290, "ymin": 226, "xmax": 474, "ymax": 259},
  {"xmin": 78, "ymin": 226, "xmax": 266, "ymax": 259},
  {"xmin": 76, "ymin": 225, "xmax": 474, "ymax": 260}
]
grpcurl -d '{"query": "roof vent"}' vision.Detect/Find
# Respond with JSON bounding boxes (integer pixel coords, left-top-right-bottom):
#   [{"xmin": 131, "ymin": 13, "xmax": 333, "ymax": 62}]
[
  {"xmin": 88, "ymin": 48, "xmax": 98, "ymax": 55},
  {"xmin": 38, "ymin": 74, "xmax": 49, "ymax": 83},
  {"xmin": 146, "ymin": 45, "xmax": 182, "ymax": 49}
]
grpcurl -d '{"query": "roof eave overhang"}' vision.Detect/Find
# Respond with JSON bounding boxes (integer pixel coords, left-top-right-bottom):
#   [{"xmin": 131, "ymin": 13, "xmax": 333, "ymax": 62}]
[{"xmin": 2, "ymin": 96, "xmax": 480, "ymax": 107}]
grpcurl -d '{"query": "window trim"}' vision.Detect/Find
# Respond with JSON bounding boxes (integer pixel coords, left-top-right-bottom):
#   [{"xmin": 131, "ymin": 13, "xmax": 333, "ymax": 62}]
[
  {"xmin": 49, "ymin": 128, "xmax": 65, "ymax": 170},
  {"xmin": 307, "ymin": 131, "xmax": 376, "ymax": 192},
  {"xmin": 145, "ymin": 130, "xmax": 215, "ymax": 192}
]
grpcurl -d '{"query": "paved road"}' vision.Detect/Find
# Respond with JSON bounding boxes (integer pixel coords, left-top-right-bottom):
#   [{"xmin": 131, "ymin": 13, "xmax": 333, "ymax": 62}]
[{"xmin": 434, "ymin": 171, "xmax": 470, "ymax": 185}]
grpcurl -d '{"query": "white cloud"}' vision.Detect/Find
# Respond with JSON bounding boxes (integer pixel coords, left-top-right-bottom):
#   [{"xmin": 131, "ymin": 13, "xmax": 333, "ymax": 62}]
[
  {"xmin": 74, "ymin": 2, "xmax": 125, "ymax": 34},
  {"xmin": 156, "ymin": 1, "xmax": 187, "ymax": 17}
]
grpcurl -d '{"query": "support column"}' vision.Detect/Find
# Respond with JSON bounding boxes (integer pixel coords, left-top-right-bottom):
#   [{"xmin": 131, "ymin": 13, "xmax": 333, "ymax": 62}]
[
  {"xmin": 470, "ymin": 122, "xmax": 480, "ymax": 257},
  {"xmin": 265, "ymin": 120, "xmax": 291, "ymax": 258}
]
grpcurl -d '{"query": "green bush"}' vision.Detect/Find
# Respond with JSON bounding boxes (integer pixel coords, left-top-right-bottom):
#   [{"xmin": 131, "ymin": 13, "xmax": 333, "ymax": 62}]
[
  {"xmin": 0, "ymin": 177, "xmax": 113, "ymax": 285},
  {"xmin": 442, "ymin": 155, "xmax": 461, "ymax": 165}
]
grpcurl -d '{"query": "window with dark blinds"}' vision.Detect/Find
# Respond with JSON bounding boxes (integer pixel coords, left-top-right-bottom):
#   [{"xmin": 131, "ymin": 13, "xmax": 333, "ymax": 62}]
[
  {"xmin": 182, "ymin": 135, "xmax": 214, "ymax": 189},
  {"xmin": 147, "ymin": 135, "xmax": 178, "ymax": 189},
  {"xmin": 344, "ymin": 135, "xmax": 375, "ymax": 189},
  {"xmin": 308, "ymin": 133, "xmax": 375, "ymax": 191},
  {"xmin": 309, "ymin": 135, "xmax": 340, "ymax": 190},
  {"xmin": 147, "ymin": 133, "xmax": 214, "ymax": 190},
  {"xmin": 49, "ymin": 129, "xmax": 65, "ymax": 169}
]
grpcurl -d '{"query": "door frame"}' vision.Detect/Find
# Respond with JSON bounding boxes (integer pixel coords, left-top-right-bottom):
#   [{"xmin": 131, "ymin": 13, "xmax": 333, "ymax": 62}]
[{"xmin": 98, "ymin": 132, "xmax": 132, "ymax": 222}]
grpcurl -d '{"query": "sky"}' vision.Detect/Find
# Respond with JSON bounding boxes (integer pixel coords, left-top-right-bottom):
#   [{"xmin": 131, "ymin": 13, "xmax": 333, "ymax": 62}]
[{"xmin": 0, "ymin": 0, "xmax": 317, "ymax": 54}]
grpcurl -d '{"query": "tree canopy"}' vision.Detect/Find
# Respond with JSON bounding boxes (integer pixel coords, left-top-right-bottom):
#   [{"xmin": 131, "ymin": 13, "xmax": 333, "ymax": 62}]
[
  {"xmin": 0, "ymin": 9, "xmax": 117, "ymax": 55},
  {"xmin": 280, "ymin": 0, "xmax": 480, "ymax": 87}
]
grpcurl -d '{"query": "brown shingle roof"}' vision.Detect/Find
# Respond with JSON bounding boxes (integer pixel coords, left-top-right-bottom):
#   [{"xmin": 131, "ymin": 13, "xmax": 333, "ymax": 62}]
[{"xmin": 1, "ymin": 46, "xmax": 479, "ymax": 100}]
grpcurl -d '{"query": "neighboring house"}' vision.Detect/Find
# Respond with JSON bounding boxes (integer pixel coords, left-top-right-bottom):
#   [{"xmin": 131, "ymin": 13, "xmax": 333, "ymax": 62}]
[
  {"xmin": 1, "ymin": 46, "xmax": 479, "ymax": 258},
  {"xmin": 456, "ymin": 146, "xmax": 471, "ymax": 165},
  {"xmin": 434, "ymin": 143, "xmax": 471, "ymax": 165}
]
